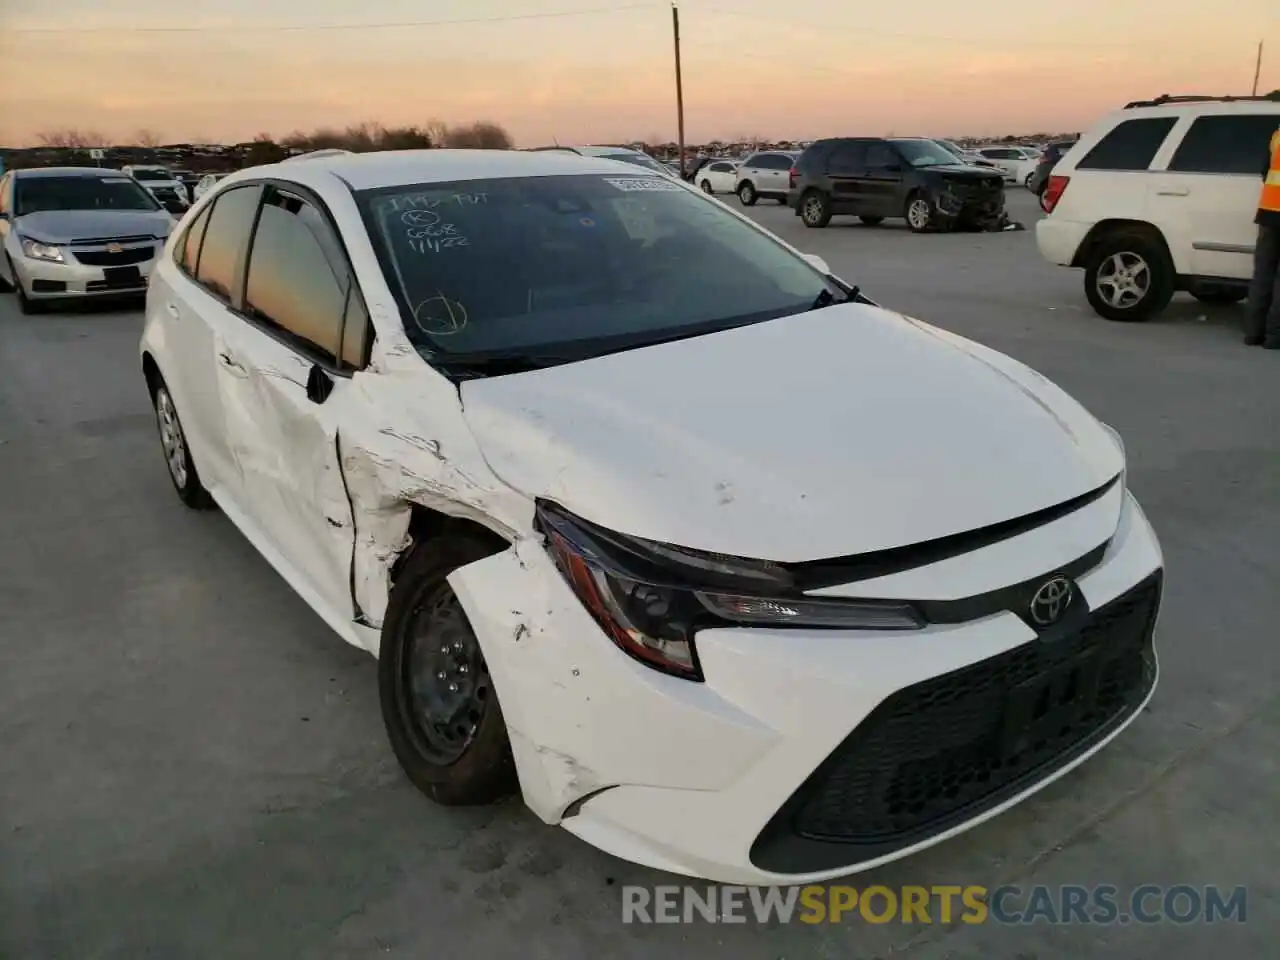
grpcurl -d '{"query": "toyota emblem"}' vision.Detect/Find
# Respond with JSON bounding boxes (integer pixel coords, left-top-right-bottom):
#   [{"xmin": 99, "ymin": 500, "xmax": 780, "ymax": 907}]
[{"xmin": 1029, "ymin": 576, "xmax": 1073, "ymax": 626}]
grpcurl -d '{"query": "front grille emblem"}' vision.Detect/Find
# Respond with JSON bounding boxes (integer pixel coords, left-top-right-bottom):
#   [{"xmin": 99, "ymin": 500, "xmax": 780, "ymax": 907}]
[
  {"xmin": 1029, "ymin": 576, "xmax": 1073, "ymax": 626},
  {"xmin": 106, "ymin": 243, "xmax": 122, "ymax": 254}
]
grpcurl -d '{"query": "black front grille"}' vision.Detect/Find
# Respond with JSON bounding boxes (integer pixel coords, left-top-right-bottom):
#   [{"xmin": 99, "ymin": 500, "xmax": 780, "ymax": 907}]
[
  {"xmin": 73, "ymin": 245, "xmax": 154, "ymax": 266},
  {"xmin": 750, "ymin": 572, "xmax": 1161, "ymax": 874}
]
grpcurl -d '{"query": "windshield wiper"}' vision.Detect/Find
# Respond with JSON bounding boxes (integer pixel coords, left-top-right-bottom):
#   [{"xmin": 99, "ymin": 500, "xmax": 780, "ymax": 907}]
[{"xmin": 810, "ymin": 275, "xmax": 861, "ymax": 311}]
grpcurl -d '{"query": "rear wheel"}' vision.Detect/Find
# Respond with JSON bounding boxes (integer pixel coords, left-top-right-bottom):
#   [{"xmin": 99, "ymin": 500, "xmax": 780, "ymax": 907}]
[
  {"xmin": 1083, "ymin": 231, "xmax": 1175, "ymax": 322},
  {"xmin": 378, "ymin": 537, "xmax": 518, "ymax": 806},
  {"xmin": 737, "ymin": 181, "xmax": 758, "ymax": 206},
  {"xmin": 699, "ymin": 179, "xmax": 714, "ymax": 194},
  {"xmin": 151, "ymin": 377, "xmax": 214, "ymax": 508},
  {"xmin": 800, "ymin": 190, "xmax": 832, "ymax": 228}
]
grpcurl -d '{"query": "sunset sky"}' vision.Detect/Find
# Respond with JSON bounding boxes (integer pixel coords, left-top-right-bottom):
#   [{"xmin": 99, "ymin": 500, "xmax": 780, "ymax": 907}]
[{"xmin": 0, "ymin": 0, "xmax": 1275, "ymax": 147}]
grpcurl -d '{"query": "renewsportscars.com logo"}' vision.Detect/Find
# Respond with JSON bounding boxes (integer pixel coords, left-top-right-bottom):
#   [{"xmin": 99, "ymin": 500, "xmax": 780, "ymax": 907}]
[{"xmin": 621, "ymin": 884, "xmax": 1249, "ymax": 925}]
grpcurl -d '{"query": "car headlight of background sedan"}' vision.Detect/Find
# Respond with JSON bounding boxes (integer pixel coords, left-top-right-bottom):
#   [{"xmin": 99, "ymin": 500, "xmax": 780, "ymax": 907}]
[
  {"xmin": 20, "ymin": 237, "xmax": 65, "ymax": 263},
  {"xmin": 536, "ymin": 501, "xmax": 924, "ymax": 681}
]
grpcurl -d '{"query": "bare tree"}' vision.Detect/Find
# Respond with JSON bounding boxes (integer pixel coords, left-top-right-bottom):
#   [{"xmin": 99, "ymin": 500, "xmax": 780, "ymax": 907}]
[
  {"xmin": 442, "ymin": 121, "xmax": 513, "ymax": 150},
  {"xmin": 35, "ymin": 129, "xmax": 108, "ymax": 149},
  {"xmin": 133, "ymin": 128, "xmax": 162, "ymax": 148},
  {"xmin": 424, "ymin": 120, "xmax": 450, "ymax": 148}
]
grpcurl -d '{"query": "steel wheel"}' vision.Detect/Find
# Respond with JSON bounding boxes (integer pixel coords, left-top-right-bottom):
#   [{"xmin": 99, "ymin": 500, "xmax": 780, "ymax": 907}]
[
  {"xmin": 1095, "ymin": 251, "xmax": 1150, "ymax": 311},
  {"xmin": 154, "ymin": 386, "xmax": 189, "ymax": 489},
  {"xmin": 402, "ymin": 585, "xmax": 492, "ymax": 765}
]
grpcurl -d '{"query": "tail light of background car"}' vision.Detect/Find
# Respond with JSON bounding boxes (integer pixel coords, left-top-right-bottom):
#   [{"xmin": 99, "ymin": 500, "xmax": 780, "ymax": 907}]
[
  {"xmin": 1041, "ymin": 175, "xmax": 1070, "ymax": 214},
  {"xmin": 789, "ymin": 166, "xmax": 798, "ymax": 189}
]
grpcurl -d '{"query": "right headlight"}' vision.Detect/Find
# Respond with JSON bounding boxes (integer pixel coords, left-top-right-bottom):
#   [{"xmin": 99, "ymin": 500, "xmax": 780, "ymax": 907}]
[{"xmin": 536, "ymin": 501, "xmax": 924, "ymax": 681}]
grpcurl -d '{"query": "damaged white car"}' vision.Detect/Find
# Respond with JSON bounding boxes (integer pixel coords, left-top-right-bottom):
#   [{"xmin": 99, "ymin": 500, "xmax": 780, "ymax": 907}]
[{"xmin": 140, "ymin": 149, "xmax": 1164, "ymax": 885}]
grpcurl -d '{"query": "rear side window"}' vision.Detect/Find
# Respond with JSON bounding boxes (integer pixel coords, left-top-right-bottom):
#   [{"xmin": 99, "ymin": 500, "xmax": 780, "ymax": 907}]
[
  {"xmin": 178, "ymin": 205, "xmax": 211, "ymax": 275},
  {"xmin": 196, "ymin": 185, "xmax": 261, "ymax": 301},
  {"xmin": 1077, "ymin": 118, "xmax": 1176, "ymax": 171},
  {"xmin": 827, "ymin": 143, "xmax": 866, "ymax": 175},
  {"xmin": 1168, "ymin": 114, "xmax": 1280, "ymax": 175},
  {"xmin": 243, "ymin": 188, "xmax": 350, "ymax": 364},
  {"xmin": 759, "ymin": 154, "xmax": 790, "ymax": 170}
]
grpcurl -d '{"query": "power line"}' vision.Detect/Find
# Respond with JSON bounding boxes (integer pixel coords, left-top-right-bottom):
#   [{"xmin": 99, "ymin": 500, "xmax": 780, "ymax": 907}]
[
  {"xmin": 686, "ymin": 5, "xmax": 1259, "ymax": 51},
  {"xmin": 8, "ymin": 3, "xmax": 659, "ymax": 35}
]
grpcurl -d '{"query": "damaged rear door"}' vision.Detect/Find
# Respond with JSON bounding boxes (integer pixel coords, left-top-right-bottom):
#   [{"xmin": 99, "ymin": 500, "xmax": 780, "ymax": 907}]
[{"xmin": 215, "ymin": 183, "xmax": 373, "ymax": 621}]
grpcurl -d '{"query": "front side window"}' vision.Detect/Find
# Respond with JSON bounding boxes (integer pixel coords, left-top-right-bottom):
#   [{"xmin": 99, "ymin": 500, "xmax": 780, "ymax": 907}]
[
  {"xmin": 14, "ymin": 175, "xmax": 161, "ymax": 215},
  {"xmin": 179, "ymin": 205, "xmax": 211, "ymax": 275},
  {"xmin": 131, "ymin": 168, "xmax": 172, "ymax": 182},
  {"xmin": 1168, "ymin": 114, "xmax": 1280, "ymax": 175},
  {"xmin": 357, "ymin": 174, "xmax": 838, "ymax": 366},
  {"xmin": 243, "ymin": 188, "xmax": 349, "ymax": 362},
  {"xmin": 195, "ymin": 185, "xmax": 261, "ymax": 302},
  {"xmin": 1077, "ymin": 118, "xmax": 1176, "ymax": 171}
]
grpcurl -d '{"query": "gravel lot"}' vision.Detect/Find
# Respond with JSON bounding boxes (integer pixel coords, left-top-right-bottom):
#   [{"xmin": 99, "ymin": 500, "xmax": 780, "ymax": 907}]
[{"xmin": 1, "ymin": 190, "xmax": 1277, "ymax": 959}]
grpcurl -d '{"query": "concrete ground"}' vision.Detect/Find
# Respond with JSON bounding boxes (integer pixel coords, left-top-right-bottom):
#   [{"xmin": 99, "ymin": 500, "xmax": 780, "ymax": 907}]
[{"xmin": 1, "ymin": 191, "xmax": 1276, "ymax": 959}]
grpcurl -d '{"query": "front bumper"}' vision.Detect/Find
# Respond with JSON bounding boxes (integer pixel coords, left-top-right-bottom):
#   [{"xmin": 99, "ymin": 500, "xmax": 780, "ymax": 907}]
[
  {"xmin": 449, "ymin": 489, "xmax": 1162, "ymax": 884},
  {"xmin": 935, "ymin": 182, "xmax": 1005, "ymax": 227},
  {"xmin": 14, "ymin": 250, "xmax": 159, "ymax": 299}
]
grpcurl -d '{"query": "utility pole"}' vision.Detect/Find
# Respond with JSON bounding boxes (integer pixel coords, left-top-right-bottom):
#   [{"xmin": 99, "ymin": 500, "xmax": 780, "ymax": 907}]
[
  {"xmin": 672, "ymin": 3, "xmax": 686, "ymax": 179},
  {"xmin": 1252, "ymin": 40, "xmax": 1263, "ymax": 96}
]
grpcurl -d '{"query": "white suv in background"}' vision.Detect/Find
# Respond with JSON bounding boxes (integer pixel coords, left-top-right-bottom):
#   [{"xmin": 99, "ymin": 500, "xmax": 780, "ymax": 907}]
[
  {"xmin": 734, "ymin": 150, "xmax": 797, "ymax": 206},
  {"xmin": 1036, "ymin": 93, "xmax": 1280, "ymax": 322}
]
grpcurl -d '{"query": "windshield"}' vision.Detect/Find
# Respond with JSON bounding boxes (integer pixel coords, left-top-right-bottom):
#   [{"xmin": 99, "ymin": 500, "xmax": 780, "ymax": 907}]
[
  {"xmin": 357, "ymin": 173, "xmax": 837, "ymax": 363},
  {"xmin": 891, "ymin": 140, "xmax": 960, "ymax": 167},
  {"xmin": 131, "ymin": 168, "xmax": 172, "ymax": 181},
  {"xmin": 600, "ymin": 152, "xmax": 670, "ymax": 174},
  {"xmin": 14, "ymin": 175, "xmax": 162, "ymax": 215}
]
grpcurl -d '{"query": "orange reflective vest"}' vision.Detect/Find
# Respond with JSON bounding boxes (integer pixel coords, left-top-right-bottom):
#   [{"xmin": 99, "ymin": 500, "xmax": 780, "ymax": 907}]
[{"xmin": 1260, "ymin": 127, "xmax": 1280, "ymax": 214}]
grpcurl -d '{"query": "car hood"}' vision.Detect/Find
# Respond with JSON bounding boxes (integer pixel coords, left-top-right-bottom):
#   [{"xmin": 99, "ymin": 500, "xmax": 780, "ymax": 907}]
[
  {"xmin": 15, "ymin": 209, "xmax": 173, "ymax": 242},
  {"xmin": 928, "ymin": 163, "xmax": 1003, "ymax": 178},
  {"xmin": 460, "ymin": 304, "xmax": 1123, "ymax": 562}
]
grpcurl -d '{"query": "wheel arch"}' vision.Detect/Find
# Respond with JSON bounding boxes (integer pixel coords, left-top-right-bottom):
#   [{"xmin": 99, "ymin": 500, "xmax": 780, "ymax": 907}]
[
  {"xmin": 141, "ymin": 351, "xmax": 163, "ymax": 398},
  {"xmin": 1070, "ymin": 219, "xmax": 1177, "ymax": 272},
  {"xmin": 389, "ymin": 504, "xmax": 511, "ymax": 590}
]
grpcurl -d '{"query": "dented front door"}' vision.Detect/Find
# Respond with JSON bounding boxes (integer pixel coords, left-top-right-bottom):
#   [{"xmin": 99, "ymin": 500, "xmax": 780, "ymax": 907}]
[{"xmin": 214, "ymin": 318, "xmax": 359, "ymax": 621}]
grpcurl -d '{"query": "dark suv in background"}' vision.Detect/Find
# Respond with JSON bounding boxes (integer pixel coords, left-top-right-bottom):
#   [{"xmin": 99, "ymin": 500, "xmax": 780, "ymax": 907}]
[
  {"xmin": 1028, "ymin": 140, "xmax": 1077, "ymax": 196},
  {"xmin": 788, "ymin": 137, "xmax": 1006, "ymax": 232}
]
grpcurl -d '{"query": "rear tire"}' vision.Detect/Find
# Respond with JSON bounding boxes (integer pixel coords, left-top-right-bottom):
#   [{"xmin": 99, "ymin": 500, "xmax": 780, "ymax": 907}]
[
  {"xmin": 150, "ymin": 377, "xmax": 214, "ymax": 509},
  {"xmin": 699, "ymin": 179, "xmax": 714, "ymax": 194},
  {"xmin": 737, "ymin": 181, "xmax": 758, "ymax": 206},
  {"xmin": 800, "ymin": 190, "xmax": 832, "ymax": 228},
  {"xmin": 378, "ymin": 537, "xmax": 518, "ymax": 806},
  {"xmin": 1083, "ymin": 231, "xmax": 1175, "ymax": 322}
]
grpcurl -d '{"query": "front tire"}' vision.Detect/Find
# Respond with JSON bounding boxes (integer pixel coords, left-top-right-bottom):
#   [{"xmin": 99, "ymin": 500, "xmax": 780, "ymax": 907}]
[
  {"xmin": 378, "ymin": 537, "xmax": 518, "ymax": 806},
  {"xmin": 1084, "ymin": 232, "xmax": 1175, "ymax": 322},
  {"xmin": 151, "ymin": 378, "xmax": 214, "ymax": 508},
  {"xmin": 800, "ymin": 190, "xmax": 832, "ymax": 228},
  {"xmin": 905, "ymin": 192, "xmax": 935, "ymax": 233},
  {"xmin": 737, "ymin": 181, "xmax": 758, "ymax": 206}
]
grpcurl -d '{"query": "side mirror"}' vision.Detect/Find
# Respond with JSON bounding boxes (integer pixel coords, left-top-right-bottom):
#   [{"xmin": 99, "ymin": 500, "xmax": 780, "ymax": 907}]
[{"xmin": 800, "ymin": 253, "xmax": 830, "ymax": 274}]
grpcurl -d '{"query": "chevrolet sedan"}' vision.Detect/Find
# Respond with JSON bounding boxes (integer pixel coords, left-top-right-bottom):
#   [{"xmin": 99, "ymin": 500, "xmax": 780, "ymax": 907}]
[{"xmin": 140, "ymin": 148, "xmax": 1163, "ymax": 884}]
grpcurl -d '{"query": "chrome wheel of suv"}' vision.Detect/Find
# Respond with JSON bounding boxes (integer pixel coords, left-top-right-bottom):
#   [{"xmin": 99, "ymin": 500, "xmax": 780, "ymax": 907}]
[
  {"xmin": 907, "ymin": 196, "xmax": 933, "ymax": 231},
  {"xmin": 1095, "ymin": 252, "xmax": 1150, "ymax": 311}
]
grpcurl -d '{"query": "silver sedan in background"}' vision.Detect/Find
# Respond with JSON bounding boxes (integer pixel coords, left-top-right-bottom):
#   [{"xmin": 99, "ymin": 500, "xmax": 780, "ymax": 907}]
[{"xmin": 0, "ymin": 167, "xmax": 175, "ymax": 314}]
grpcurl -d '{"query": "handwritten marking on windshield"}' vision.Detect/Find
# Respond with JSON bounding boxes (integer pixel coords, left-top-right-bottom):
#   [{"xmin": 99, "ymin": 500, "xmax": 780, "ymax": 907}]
[{"xmin": 603, "ymin": 177, "xmax": 682, "ymax": 193}]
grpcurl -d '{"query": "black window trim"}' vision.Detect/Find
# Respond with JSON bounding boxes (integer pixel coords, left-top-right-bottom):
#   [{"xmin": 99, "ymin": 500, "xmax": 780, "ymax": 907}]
[
  {"xmin": 1165, "ymin": 113, "xmax": 1280, "ymax": 176},
  {"xmin": 173, "ymin": 199, "xmax": 214, "ymax": 280},
  {"xmin": 192, "ymin": 177, "xmax": 373, "ymax": 377}
]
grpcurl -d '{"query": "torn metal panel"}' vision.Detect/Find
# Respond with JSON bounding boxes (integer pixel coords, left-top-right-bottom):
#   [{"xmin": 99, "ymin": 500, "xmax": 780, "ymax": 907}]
[{"xmin": 336, "ymin": 369, "xmax": 532, "ymax": 631}]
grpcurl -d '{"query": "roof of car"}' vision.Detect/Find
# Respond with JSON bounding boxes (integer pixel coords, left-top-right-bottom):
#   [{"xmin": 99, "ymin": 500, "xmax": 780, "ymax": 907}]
[
  {"xmin": 249, "ymin": 148, "xmax": 667, "ymax": 190},
  {"xmin": 12, "ymin": 166, "xmax": 122, "ymax": 179}
]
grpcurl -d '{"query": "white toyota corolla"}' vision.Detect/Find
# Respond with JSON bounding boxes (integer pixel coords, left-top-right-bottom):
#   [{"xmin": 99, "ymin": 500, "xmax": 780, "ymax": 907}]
[{"xmin": 140, "ymin": 149, "xmax": 1163, "ymax": 884}]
